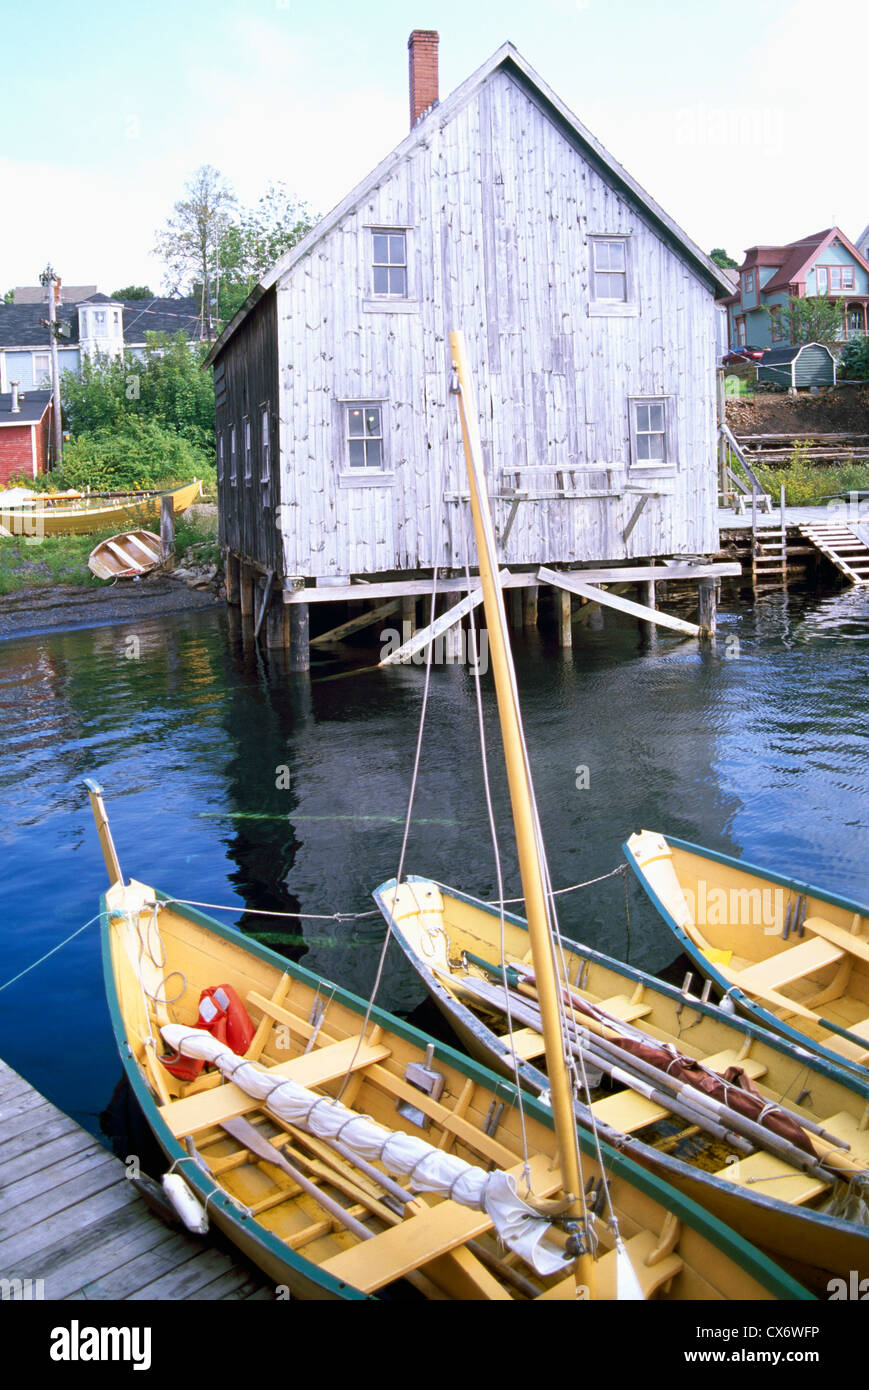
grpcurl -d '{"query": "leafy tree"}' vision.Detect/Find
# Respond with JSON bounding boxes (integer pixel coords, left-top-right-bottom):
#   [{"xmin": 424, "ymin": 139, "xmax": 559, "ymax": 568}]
[
  {"xmin": 112, "ymin": 285, "xmax": 154, "ymax": 300},
  {"xmin": 710, "ymin": 248, "xmax": 739, "ymax": 269},
  {"xmin": 215, "ymin": 182, "xmax": 316, "ymax": 323},
  {"xmin": 767, "ymin": 295, "xmax": 845, "ymax": 352},
  {"xmin": 154, "ymin": 165, "xmax": 237, "ymax": 340},
  {"xmin": 2, "ymin": 289, "xmax": 13, "ymax": 304},
  {"xmin": 61, "ymin": 332, "xmax": 214, "ymax": 449}
]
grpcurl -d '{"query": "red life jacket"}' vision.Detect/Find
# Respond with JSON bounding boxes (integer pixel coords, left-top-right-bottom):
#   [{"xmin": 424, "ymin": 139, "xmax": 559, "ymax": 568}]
[{"xmin": 161, "ymin": 983, "xmax": 256, "ymax": 1081}]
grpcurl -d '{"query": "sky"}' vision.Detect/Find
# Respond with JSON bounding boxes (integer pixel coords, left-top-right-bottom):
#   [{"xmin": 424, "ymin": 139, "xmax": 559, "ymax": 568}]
[{"xmin": 3, "ymin": 0, "xmax": 867, "ymax": 295}]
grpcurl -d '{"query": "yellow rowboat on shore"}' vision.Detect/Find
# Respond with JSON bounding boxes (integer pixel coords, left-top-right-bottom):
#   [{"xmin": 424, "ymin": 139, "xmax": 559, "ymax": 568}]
[
  {"xmin": 0, "ymin": 479, "xmax": 201, "ymax": 538},
  {"xmin": 625, "ymin": 831, "xmax": 869, "ymax": 1084},
  {"xmin": 375, "ymin": 876, "xmax": 869, "ymax": 1293}
]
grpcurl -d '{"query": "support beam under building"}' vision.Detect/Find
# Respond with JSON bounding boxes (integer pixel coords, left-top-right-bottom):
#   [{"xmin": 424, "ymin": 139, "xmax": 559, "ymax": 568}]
[{"xmin": 540, "ymin": 567, "xmax": 700, "ymax": 637}]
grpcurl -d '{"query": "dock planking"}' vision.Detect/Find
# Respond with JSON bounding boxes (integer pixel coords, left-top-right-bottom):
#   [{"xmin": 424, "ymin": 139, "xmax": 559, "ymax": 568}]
[{"xmin": 0, "ymin": 1058, "xmax": 274, "ymax": 1301}]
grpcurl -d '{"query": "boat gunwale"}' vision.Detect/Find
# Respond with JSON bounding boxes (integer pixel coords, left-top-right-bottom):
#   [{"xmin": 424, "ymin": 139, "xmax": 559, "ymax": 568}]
[
  {"xmin": 622, "ymin": 835, "xmax": 869, "ymax": 1087},
  {"xmin": 375, "ymin": 875, "xmax": 869, "ymax": 1252},
  {"xmin": 101, "ymin": 884, "xmax": 813, "ymax": 1301}
]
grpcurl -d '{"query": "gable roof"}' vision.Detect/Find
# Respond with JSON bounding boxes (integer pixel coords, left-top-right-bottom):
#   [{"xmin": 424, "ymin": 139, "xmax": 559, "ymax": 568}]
[
  {"xmin": 206, "ymin": 42, "xmax": 733, "ymax": 366},
  {"xmin": 740, "ymin": 228, "xmax": 869, "ymax": 295}
]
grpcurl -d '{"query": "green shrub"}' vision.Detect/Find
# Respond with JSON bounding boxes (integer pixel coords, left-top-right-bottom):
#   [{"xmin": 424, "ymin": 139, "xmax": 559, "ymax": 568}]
[
  {"xmin": 839, "ymin": 336, "xmax": 869, "ymax": 382},
  {"xmin": 755, "ymin": 442, "xmax": 869, "ymax": 506},
  {"xmin": 52, "ymin": 418, "xmax": 215, "ymax": 492}
]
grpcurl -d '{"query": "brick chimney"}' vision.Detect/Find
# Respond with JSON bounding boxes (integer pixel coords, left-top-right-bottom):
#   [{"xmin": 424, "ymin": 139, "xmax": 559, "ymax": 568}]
[{"xmin": 408, "ymin": 30, "xmax": 439, "ymax": 128}]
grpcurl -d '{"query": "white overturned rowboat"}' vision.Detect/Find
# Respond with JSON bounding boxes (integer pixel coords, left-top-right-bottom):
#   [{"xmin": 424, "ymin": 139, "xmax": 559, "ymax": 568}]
[{"xmin": 88, "ymin": 530, "xmax": 163, "ymax": 580}]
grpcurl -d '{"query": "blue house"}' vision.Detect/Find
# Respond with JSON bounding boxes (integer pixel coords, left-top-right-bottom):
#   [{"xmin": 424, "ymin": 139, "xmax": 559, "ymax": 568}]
[
  {"xmin": 724, "ymin": 227, "xmax": 869, "ymax": 350},
  {"xmin": 0, "ymin": 290, "xmax": 201, "ymax": 394}
]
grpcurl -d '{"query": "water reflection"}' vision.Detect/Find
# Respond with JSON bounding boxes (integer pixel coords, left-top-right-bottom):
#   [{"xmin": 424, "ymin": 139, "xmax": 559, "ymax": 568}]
[{"xmin": 0, "ymin": 582, "xmax": 866, "ymax": 1134}]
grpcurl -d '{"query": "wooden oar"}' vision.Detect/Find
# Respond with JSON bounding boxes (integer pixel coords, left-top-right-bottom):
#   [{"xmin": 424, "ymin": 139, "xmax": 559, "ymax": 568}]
[{"xmin": 458, "ymin": 971, "xmax": 867, "ymax": 1184}]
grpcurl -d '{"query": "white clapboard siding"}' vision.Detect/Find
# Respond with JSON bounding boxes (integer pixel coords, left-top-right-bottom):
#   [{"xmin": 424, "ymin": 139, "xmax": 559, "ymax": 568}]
[{"xmin": 266, "ymin": 64, "xmax": 720, "ymax": 580}]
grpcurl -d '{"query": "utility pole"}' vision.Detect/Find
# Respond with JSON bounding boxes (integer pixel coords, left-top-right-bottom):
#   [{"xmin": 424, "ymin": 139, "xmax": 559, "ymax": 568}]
[{"xmin": 39, "ymin": 264, "xmax": 63, "ymax": 469}]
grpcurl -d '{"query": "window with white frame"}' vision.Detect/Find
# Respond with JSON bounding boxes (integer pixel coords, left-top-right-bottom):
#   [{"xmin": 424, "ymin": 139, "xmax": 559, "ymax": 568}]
[
  {"xmin": 260, "ymin": 404, "xmax": 270, "ymax": 483},
  {"xmin": 829, "ymin": 266, "xmax": 855, "ymax": 292},
  {"xmin": 371, "ymin": 231, "xmax": 407, "ymax": 297},
  {"xmin": 32, "ymin": 353, "xmax": 50, "ymax": 384},
  {"xmin": 346, "ymin": 403, "xmax": 384, "ymax": 469},
  {"xmin": 591, "ymin": 237, "xmax": 629, "ymax": 302},
  {"xmin": 243, "ymin": 415, "xmax": 252, "ymax": 482},
  {"xmin": 217, "ymin": 431, "xmax": 225, "ymax": 482},
  {"xmin": 229, "ymin": 424, "xmax": 237, "ymax": 484},
  {"xmin": 629, "ymin": 397, "xmax": 673, "ymax": 468}
]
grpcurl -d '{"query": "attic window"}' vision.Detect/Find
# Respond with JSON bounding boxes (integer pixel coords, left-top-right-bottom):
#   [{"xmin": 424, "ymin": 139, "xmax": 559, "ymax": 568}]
[
  {"xmin": 372, "ymin": 231, "xmax": 407, "ymax": 297},
  {"xmin": 588, "ymin": 236, "xmax": 637, "ymax": 317}
]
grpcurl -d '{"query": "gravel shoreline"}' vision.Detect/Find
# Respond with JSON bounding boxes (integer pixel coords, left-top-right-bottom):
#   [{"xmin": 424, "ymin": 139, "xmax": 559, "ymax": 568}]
[{"xmin": 0, "ymin": 576, "xmax": 221, "ymax": 640}]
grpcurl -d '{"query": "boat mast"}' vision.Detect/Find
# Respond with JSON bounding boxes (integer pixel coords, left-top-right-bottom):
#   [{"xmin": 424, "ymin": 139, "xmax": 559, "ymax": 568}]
[{"xmin": 449, "ymin": 331, "xmax": 592, "ymax": 1271}]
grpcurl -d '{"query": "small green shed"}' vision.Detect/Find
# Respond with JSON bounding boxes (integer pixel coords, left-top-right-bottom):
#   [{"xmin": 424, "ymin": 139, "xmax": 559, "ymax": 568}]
[{"xmin": 757, "ymin": 342, "xmax": 837, "ymax": 389}]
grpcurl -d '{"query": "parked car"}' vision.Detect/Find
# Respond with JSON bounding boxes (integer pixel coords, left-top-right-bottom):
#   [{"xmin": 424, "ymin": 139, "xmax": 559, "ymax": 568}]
[{"xmin": 722, "ymin": 346, "xmax": 765, "ymax": 365}]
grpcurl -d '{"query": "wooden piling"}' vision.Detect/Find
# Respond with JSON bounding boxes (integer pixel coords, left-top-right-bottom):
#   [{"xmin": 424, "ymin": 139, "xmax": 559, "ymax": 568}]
[
  {"xmin": 224, "ymin": 549, "xmax": 240, "ymax": 606},
  {"xmin": 265, "ymin": 596, "xmax": 289, "ymax": 649},
  {"xmin": 557, "ymin": 588, "xmax": 572, "ymax": 648},
  {"xmin": 160, "ymin": 496, "xmax": 175, "ymax": 564},
  {"xmin": 507, "ymin": 588, "xmax": 523, "ymax": 629},
  {"xmin": 698, "ymin": 577, "xmax": 718, "ymax": 639},
  {"xmin": 239, "ymin": 562, "xmax": 255, "ymax": 619},
  {"xmin": 522, "ymin": 585, "xmax": 538, "ymax": 628},
  {"xmin": 289, "ymin": 601, "xmax": 311, "ymax": 672}
]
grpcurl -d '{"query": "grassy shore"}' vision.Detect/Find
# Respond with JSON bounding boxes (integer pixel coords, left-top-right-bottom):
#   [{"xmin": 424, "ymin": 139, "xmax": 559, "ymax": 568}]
[{"xmin": 0, "ymin": 505, "xmax": 219, "ymax": 597}]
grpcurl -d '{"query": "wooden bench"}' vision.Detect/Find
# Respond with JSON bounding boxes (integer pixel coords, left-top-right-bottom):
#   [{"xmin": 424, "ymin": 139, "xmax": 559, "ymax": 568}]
[
  {"xmin": 701, "ymin": 1049, "xmax": 768, "ymax": 1081},
  {"xmin": 714, "ymin": 1150, "xmax": 828, "ymax": 1206},
  {"xmin": 597, "ymin": 994, "xmax": 653, "ymax": 1023},
  {"xmin": 802, "ymin": 915, "xmax": 869, "ymax": 966},
  {"xmin": 159, "ymin": 1034, "xmax": 392, "ymax": 1138},
  {"xmin": 536, "ymin": 1227, "xmax": 684, "ymax": 1300},
  {"xmin": 590, "ymin": 1089, "xmax": 670, "ymax": 1134},
  {"xmin": 735, "ymin": 937, "xmax": 844, "ymax": 997},
  {"xmin": 319, "ymin": 1152, "xmax": 561, "ymax": 1294}
]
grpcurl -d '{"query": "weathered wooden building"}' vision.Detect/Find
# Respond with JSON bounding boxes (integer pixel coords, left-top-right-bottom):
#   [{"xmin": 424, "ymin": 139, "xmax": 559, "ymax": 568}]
[{"xmin": 207, "ymin": 34, "xmax": 737, "ymax": 662}]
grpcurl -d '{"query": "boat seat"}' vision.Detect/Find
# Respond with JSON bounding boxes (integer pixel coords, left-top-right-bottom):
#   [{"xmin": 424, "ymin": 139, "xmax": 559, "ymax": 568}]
[
  {"xmin": 714, "ymin": 1150, "xmax": 828, "ymax": 1205},
  {"xmin": 819, "ymin": 1018, "xmax": 869, "ymax": 1065},
  {"xmin": 591, "ymin": 1089, "xmax": 670, "ymax": 1134},
  {"xmin": 506, "ymin": 1026, "xmax": 547, "ymax": 1060},
  {"xmin": 700, "ymin": 1049, "xmax": 768, "ymax": 1080},
  {"xmin": 819, "ymin": 1111, "xmax": 869, "ymax": 1161},
  {"xmin": 319, "ymin": 1152, "xmax": 561, "ymax": 1294},
  {"xmin": 597, "ymin": 994, "xmax": 653, "ymax": 1022},
  {"xmin": 802, "ymin": 916, "xmax": 869, "ymax": 965},
  {"xmin": 735, "ymin": 937, "xmax": 844, "ymax": 996},
  {"xmin": 159, "ymin": 1033, "xmax": 392, "ymax": 1138},
  {"xmin": 536, "ymin": 1228, "xmax": 684, "ymax": 1300}
]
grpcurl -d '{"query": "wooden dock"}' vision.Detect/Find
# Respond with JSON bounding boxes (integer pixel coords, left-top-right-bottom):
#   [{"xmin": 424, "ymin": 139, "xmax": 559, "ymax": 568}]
[{"xmin": 0, "ymin": 1058, "xmax": 274, "ymax": 1301}]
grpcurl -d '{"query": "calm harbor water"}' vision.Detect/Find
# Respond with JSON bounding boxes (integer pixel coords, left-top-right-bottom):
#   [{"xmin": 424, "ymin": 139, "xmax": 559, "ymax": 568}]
[{"xmin": 1, "ymin": 583, "xmax": 867, "ymax": 1140}]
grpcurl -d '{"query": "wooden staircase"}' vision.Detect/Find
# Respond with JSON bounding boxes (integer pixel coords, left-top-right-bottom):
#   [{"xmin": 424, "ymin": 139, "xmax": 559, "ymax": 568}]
[{"xmin": 798, "ymin": 521, "xmax": 869, "ymax": 586}]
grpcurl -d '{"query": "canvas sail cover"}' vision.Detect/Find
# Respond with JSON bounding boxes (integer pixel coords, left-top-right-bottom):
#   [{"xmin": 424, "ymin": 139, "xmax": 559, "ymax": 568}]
[{"xmin": 160, "ymin": 1023, "xmax": 573, "ymax": 1277}]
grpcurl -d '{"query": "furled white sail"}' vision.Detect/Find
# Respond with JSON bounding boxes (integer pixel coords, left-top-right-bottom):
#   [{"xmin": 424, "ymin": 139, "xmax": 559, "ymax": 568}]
[{"xmin": 161, "ymin": 1023, "xmax": 572, "ymax": 1276}]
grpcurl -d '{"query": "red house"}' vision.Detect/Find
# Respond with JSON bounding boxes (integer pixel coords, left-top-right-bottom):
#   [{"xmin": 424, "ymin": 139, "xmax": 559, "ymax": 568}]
[{"xmin": 0, "ymin": 387, "xmax": 53, "ymax": 486}]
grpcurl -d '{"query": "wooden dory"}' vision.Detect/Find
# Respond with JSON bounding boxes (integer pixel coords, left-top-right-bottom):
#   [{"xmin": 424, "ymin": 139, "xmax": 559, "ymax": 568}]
[
  {"xmin": 90, "ymin": 827, "xmax": 809, "ymax": 1298},
  {"xmin": 88, "ymin": 530, "xmax": 163, "ymax": 580},
  {"xmin": 625, "ymin": 831, "xmax": 869, "ymax": 1084},
  {"xmin": 0, "ymin": 479, "xmax": 201, "ymax": 537},
  {"xmin": 375, "ymin": 877, "xmax": 869, "ymax": 1291}
]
